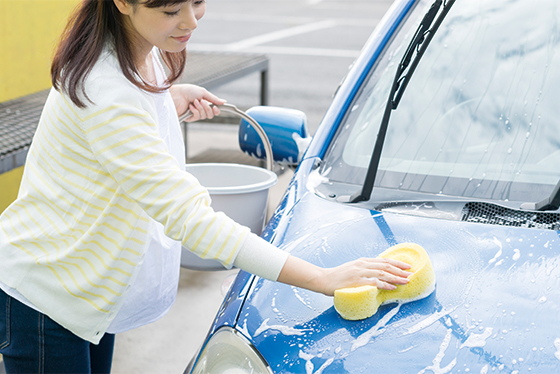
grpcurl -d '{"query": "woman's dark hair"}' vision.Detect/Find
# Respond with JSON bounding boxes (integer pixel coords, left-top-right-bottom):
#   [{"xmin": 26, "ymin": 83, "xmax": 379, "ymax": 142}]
[{"xmin": 51, "ymin": 0, "xmax": 188, "ymax": 108}]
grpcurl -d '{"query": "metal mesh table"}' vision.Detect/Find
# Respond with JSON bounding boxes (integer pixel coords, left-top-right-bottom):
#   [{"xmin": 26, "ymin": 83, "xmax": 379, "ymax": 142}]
[
  {"xmin": 0, "ymin": 90, "xmax": 49, "ymax": 174},
  {"xmin": 0, "ymin": 52, "xmax": 269, "ymax": 174},
  {"xmin": 181, "ymin": 51, "xmax": 269, "ymax": 105}
]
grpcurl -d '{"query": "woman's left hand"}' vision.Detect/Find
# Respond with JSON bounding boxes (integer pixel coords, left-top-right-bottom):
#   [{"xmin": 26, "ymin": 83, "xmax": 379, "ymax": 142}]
[{"xmin": 170, "ymin": 84, "xmax": 226, "ymax": 122}]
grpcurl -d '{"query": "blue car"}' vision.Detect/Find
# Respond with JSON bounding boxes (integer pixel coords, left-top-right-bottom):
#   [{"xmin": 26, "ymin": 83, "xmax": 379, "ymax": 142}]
[{"xmin": 186, "ymin": 0, "xmax": 560, "ymax": 372}]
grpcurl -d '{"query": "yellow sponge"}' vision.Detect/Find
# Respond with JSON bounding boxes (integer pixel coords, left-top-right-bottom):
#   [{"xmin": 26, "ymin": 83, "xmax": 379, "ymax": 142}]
[{"xmin": 334, "ymin": 243, "xmax": 436, "ymax": 321}]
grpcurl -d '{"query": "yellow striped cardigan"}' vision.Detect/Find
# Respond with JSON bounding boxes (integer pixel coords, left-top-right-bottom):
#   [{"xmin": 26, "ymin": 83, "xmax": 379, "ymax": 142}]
[{"xmin": 0, "ymin": 51, "xmax": 250, "ymax": 343}]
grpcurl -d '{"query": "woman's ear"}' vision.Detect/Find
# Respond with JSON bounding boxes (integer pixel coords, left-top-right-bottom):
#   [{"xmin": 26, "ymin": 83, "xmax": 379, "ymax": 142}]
[{"xmin": 113, "ymin": 0, "xmax": 133, "ymax": 15}]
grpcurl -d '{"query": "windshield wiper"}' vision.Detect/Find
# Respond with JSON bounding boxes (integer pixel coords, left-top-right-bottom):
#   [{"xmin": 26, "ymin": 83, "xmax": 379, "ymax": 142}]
[
  {"xmin": 350, "ymin": 0, "xmax": 456, "ymax": 203},
  {"xmin": 520, "ymin": 179, "xmax": 560, "ymax": 211}
]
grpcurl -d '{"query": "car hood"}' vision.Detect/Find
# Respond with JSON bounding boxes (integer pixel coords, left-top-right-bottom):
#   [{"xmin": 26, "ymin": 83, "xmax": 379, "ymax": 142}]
[{"xmin": 236, "ymin": 186, "xmax": 560, "ymax": 373}]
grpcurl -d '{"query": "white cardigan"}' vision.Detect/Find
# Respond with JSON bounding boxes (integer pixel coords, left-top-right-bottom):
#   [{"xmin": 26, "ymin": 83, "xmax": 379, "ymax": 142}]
[{"xmin": 0, "ymin": 48, "xmax": 288, "ymax": 343}]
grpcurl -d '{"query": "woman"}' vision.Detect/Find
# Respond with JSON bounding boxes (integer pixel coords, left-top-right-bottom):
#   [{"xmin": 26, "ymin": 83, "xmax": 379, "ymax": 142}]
[{"xmin": 0, "ymin": 0, "xmax": 412, "ymax": 372}]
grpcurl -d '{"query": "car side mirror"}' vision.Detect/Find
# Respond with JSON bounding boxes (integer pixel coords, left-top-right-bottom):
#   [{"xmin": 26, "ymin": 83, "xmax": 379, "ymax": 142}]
[{"xmin": 238, "ymin": 106, "xmax": 312, "ymax": 165}]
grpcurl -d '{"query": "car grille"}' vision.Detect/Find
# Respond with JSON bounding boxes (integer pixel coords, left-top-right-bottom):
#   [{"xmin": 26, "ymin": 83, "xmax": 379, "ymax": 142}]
[{"xmin": 461, "ymin": 202, "xmax": 560, "ymax": 231}]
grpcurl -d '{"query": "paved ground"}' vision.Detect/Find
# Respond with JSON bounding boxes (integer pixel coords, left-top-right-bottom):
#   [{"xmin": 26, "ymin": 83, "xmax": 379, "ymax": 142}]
[{"xmin": 1, "ymin": 1, "xmax": 394, "ymax": 373}]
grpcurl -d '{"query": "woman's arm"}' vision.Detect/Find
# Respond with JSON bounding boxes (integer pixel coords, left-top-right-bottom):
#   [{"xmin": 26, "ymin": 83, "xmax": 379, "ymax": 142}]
[
  {"xmin": 168, "ymin": 85, "xmax": 413, "ymax": 296},
  {"xmin": 233, "ymin": 231, "xmax": 411, "ymax": 297},
  {"xmin": 277, "ymin": 255, "xmax": 412, "ymax": 297},
  {"xmin": 169, "ymin": 84, "xmax": 225, "ymax": 122}
]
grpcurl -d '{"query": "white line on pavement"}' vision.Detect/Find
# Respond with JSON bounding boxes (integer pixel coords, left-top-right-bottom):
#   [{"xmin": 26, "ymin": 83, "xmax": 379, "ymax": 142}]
[
  {"xmin": 245, "ymin": 45, "xmax": 360, "ymax": 58},
  {"xmin": 203, "ymin": 14, "xmax": 378, "ymax": 28},
  {"xmin": 188, "ymin": 43, "xmax": 360, "ymax": 58},
  {"xmin": 224, "ymin": 19, "xmax": 338, "ymax": 51}
]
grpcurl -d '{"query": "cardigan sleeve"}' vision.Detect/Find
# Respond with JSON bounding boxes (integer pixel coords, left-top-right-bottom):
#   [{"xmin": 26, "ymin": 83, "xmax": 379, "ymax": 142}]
[
  {"xmin": 233, "ymin": 233, "xmax": 290, "ymax": 281},
  {"xmin": 77, "ymin": 76, "xmax": 249, "ymax": 267}
]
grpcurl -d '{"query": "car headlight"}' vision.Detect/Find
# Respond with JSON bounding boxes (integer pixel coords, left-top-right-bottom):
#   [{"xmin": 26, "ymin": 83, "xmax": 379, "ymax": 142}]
[{"xmin": 191, "ymin": 326, "xmax": 272, "ymax": 374}]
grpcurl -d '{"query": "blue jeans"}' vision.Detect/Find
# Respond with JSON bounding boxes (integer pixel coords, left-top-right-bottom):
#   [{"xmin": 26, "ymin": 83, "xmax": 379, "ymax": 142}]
[{"xmin": 0, "ymin": 288, "xmax": 114, "ymax": 374}]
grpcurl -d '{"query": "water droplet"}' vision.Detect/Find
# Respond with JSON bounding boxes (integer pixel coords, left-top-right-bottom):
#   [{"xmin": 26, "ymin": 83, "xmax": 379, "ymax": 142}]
[
  {"xmin": 508, "ymin": 148, "xmax": 512, "ymax": 154},
  {"xmin": 539, "ymin": 296, "xmax": 547, "ymax": 303},
  {"xmin": 505, "ymin": 120, "xmax": 510, "ymax": 125}
]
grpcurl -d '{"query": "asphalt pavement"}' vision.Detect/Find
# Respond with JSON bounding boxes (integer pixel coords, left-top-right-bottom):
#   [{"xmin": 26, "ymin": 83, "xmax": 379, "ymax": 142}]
[{"xmin": 81, "ymin": 1, "xmax": 394, "ymax": 373}]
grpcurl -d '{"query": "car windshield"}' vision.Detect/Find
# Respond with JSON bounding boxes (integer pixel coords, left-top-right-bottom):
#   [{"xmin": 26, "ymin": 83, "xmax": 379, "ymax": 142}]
[{"xmin": 321, "ymin": 0, "xmax": 560, "ymax": 204}]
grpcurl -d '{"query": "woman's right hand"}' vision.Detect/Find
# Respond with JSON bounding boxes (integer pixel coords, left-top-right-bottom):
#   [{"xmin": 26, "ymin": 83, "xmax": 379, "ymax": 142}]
[
  {"xmin": 169, "ymin": 84, "xmax": 225, "ymax": 122},
  {"xmin": 277, "ymin": 256, "xmax": 412, "ymax": 297}
]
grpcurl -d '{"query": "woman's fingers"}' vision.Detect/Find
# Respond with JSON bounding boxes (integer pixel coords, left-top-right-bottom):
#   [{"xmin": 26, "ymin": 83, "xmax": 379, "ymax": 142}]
[
  {"xmin": 384, "ymin": 257, "xmax": 412, "ymax": 270},
  {"xmin": 348, "ymin": 258, "xmax": 412, "ymax": 288},
  {"xmin": 187, "ymin": 99, "xmax": 220, "ymax": 122},
  {"xmin": 201, "ymin": 90, "xmax": 226, "ymax": 107},
  {"xmin": 359, "ymin": 258, "xmax": 412, "ymax": 279},
  {"xmin": 319, "ymin": 257, "xmax": 415, "ymax": 296},
  {"xmin": 369, "ymin": 271, "xmax": 410, "ymax": 290}
]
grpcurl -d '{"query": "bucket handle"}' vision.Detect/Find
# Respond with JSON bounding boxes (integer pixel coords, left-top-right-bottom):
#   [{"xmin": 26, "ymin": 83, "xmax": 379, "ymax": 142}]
[{"xmin": 179, "ymin": 103, "xmax": 274, "ymax": 171}]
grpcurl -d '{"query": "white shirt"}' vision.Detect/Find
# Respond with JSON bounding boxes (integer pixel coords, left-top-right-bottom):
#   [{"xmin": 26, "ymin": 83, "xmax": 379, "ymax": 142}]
[{"xmin": 107, "ymin": 51, "xmax": 184, "ymax": 333}]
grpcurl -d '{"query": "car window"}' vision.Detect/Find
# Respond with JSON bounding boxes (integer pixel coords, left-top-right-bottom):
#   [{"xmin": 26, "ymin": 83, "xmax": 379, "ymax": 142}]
[{"xmin": 322, "ymin": 0, "xmax": 560, "ymax": 204}]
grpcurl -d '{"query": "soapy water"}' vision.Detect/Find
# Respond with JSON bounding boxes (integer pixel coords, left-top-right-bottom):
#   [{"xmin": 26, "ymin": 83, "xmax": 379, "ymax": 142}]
[
  {"xmin": 417, "ymin": 329, "xmax": 457, "ymax": 374},
  {"xmin": 402, "ymin": 306, "xmax": 457, "ymax": 336},
  {"xmin": 417, "ymin": 231, "xmax": 480, "ymax": 315},
  {"xmin": 237, "ymin": 319, "xmax": 250, "ymax": 339},
  {"xmin": 488, "ymin": 247, "xmax": 503, "ymax": 265},
  {"xmin": 292, "ymin": 287, "xmax": 315, "ymax": 310},
  {"xmin": 254, "ymin": 318, "xmax": 312, "ymax": 337},
  {"xmin": 298, "ymin": 350, "xmax": 334, "ymax": 374},
  {"xmin": 460, "ymin": 327, "xmax": 493, "ymax": 349},
  {"xmin": 351, "ymin": 304, "xmax": 402, "ymax": 351}
]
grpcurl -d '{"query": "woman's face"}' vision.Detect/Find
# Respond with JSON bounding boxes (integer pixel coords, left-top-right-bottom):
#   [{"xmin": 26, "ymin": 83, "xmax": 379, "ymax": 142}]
[{"xmin": 114, "ymin": 0, "xmax": 206, "ymax": 59}]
